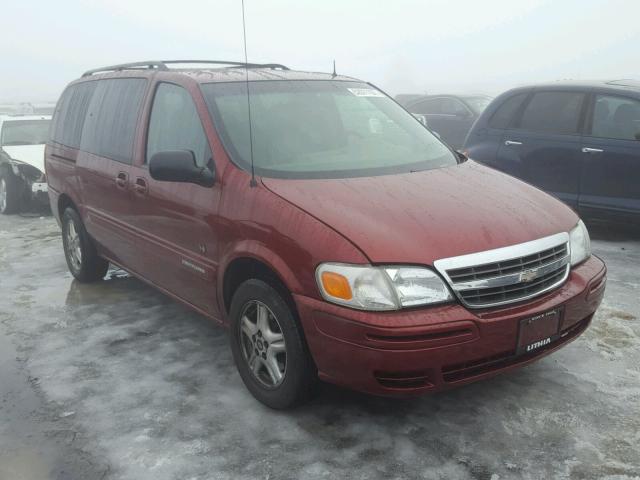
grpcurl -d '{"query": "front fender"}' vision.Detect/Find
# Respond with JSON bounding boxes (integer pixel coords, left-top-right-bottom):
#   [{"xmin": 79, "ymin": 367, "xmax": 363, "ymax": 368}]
[{"xmin": 217, "ymin": 239, "xmax": 304, "ymax": 313}]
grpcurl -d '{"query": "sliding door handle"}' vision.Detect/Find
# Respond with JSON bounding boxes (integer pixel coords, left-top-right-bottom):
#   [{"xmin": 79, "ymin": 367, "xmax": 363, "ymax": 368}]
[
  {"xmin": 582, "ymin": 147, "xmax": 604, "ymax": 154},
  {"xmin": 133, "ymin": 177, "xmax": 148, "ymax": 195},
  {"xmin": 115, "ymin": 172, "xmax": 128, "ymax": 189},
  {"xmin": 504, "ymin": 140, "xmax": 523, "ymax": 146}
]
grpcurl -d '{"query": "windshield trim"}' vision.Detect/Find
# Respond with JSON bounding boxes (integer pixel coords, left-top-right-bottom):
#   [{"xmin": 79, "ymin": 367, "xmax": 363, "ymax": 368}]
[{"xmin": 200, "ymin": 79, "xmax": 459, "ymax": 180}]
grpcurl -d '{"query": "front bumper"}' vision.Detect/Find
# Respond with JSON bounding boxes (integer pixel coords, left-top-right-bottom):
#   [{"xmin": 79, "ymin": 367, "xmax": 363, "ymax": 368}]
[{"xmin": 295, "ymin": 255, "xmax": 606, "ymax": 396}]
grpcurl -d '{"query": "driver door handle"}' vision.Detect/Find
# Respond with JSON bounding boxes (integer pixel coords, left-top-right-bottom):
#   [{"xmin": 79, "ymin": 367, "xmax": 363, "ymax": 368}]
[
  {"xmin": 504, "ymin": 140, "xmax": 523, "ymax": 146},
  {"xmin": 582, "ymin": 147, "xmax": 604, "ymax": 154}
]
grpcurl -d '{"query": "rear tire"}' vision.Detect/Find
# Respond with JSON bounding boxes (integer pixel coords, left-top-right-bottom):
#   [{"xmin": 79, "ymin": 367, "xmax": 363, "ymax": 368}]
[
  {"xmin": 61, "ymin": 207, "xmax": 109, "ymax": 282},
  {"xmin": 0, "ymin": 168, "xmax": 23, "ymax": 214},
  {"xmin": 229, "ymin": 279, "xmax": 316, "ymax": 409}
]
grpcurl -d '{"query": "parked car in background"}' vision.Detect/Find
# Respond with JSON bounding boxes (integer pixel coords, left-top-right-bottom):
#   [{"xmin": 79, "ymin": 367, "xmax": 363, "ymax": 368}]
[
  {"xmin": 394, "ymin": 93, "xmax": 425, "ymax": 107},
  {"xmin": 464, "ymin": 80, "xmax": 640, "ymax": 223},
  {"xmin": 405, "ymin": 94, "xmax": 492, "ymax": 149},
  {"xmin": 0, "ymin": 114, "xmax": 51, "ymax": 214},
  {"xmin": 47, "ymin": 61, "xmax": 605, "ymax": 409}
]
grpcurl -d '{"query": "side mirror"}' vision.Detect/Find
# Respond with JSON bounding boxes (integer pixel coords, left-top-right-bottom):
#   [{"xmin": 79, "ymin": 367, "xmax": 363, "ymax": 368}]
[{"xmin": 149, "ymin": 150, "xmax": 214, "ymax": 187}]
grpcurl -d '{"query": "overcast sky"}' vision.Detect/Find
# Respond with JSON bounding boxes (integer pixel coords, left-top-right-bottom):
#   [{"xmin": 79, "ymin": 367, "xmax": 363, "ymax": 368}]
[{"xmin": 1, "ymin": 0, "xmax": 639, "ymax": 102}]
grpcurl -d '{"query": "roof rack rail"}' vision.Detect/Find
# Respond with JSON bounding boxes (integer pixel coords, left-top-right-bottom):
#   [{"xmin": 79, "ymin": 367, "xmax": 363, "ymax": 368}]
[{"xmin": 82, "ymin": 60, "xmax": 289, "ymax": 77}]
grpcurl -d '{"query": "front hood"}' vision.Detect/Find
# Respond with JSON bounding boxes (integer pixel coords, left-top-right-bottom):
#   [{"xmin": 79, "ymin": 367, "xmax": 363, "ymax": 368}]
[
  {"xmin": 262, "ymin": 161, "xmax": 579, "ymax": 265},
  {"xmin": 2, "ymin": 145, "xmax": 46, "ymax": 173}
]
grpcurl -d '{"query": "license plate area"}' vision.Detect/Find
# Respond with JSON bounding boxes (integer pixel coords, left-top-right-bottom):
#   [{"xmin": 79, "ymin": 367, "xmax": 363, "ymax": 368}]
[
  {"xmin": 31, "ymin": 182, "xmax": 48, "ymax": 193},
  {"xmin": 517, "ymin": 308, "xmax": 562, "ymax": 355}
]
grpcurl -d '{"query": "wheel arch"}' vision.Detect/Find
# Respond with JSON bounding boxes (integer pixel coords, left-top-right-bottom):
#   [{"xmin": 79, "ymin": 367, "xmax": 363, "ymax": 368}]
[
  {"xmin": 57, "ymin": 193, "xmax": 79, "ymax": 218},
  {"xmin": 219, "ymin": 245, "xmax": 304, "ymax": 321}
]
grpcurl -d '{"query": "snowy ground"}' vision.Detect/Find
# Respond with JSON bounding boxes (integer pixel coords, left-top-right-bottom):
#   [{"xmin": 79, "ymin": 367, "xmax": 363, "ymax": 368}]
[{"xmin": 0, "ymin": 214, "xmax": 639, "ymax": 480}]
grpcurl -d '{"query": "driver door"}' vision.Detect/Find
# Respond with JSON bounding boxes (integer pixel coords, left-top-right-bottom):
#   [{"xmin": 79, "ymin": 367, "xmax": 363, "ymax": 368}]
[{"xmin": 129, "ymin": 81, "xmax": 222, "ymax": 314}]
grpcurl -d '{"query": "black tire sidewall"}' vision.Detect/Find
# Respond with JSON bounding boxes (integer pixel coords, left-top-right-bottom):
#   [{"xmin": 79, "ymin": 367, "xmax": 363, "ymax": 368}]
[
  {"xmin": 229, "ymin": 279, "xmax": 315, "ymax": 409},
  {"xmin": 61, "ymin": 208, "xmax": 108, "ymax": 282}
]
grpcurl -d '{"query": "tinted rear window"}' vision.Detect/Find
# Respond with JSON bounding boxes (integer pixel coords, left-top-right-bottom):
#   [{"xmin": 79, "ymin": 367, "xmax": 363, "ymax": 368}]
[
  {"xmin": 463, "ymin": 96, "xmax": 492, "ymax": 114},
  {"xmin": 51, "ymin": 81, "xmax": 97, "ymax": 148},
  {"xmin": 488, "ymin": 92, "xmax": 528, "ymax": 129},
  {"xmin": 591, "ymin": 94, "xmax": 640, "ymax": 141},
  {"xmin": 80, "ymin": 78, "xmax": 147, "ymax": 163},
  {"xmin": 519, "ymin": 91, "xmax": 585, "ymax": 135}
]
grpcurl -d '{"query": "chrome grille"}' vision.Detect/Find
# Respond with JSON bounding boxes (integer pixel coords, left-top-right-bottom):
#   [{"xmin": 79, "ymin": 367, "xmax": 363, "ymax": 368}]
[{"xmin": 434, "ymin": 233, "xmax": 570, "ymax": 309}]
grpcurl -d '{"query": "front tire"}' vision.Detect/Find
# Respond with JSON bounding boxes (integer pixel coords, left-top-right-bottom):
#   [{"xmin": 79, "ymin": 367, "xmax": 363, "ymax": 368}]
[
  {"xmin": 61, "ymin": 207, "xmax": 109, "ymax": 282},
  {"xmin": 0, "ymin": 168, "xmax": 23, "ymax": 214},
  {"xmin": 229, "ymin": 279, "xmax": 316, "ymax": 409}
]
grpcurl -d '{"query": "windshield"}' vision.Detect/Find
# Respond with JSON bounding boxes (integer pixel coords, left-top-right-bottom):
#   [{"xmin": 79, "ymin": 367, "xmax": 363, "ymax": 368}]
[
  {"xmin": 1, "ymin": 119, "xmax": 51, "ymax": 146},
  {"xmin": 202, "ymin": 81, "xmax": 457, "ymax": 179},
  {"xmin": 463, "ymin": 96, "xmax": 492, "ymax": 114}
]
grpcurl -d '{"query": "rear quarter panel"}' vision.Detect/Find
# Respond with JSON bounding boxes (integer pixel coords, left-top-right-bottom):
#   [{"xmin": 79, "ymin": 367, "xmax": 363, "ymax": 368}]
[{"xmin": 45, "ymin": 143, "xmax": 82, "ymax": 222}]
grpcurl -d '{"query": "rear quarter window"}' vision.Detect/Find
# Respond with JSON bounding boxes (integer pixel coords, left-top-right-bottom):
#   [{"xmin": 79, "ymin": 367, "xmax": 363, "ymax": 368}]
[
  {"xmin": 410, "ymin": 98, "xmax": 443, "ymax": 115},
  {"xmin": 80, "ymin": 78, "xmax": 147, "ymax": 164},
  {"xmin": 51, "ymin": 81, "xmax": 97, "ymax": 148},
  {"xmin": 591, "ymin": 94, "xmax": 640, "ymax": 141},
  {"xmin": 488, "ymin": 92, "xmax": 528, "ymax": 129}
]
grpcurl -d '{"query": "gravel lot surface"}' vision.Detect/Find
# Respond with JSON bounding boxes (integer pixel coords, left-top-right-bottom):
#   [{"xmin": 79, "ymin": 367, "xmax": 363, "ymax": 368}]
[{"xmin": 1, "ymin": 214, "xmax": 639, "ymax": 480}]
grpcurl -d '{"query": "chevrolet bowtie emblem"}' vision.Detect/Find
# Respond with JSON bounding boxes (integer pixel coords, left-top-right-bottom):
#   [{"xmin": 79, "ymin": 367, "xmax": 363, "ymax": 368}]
[{"xmin": 520, "ymin": 269, "xmax": 538, "ymax": 282}]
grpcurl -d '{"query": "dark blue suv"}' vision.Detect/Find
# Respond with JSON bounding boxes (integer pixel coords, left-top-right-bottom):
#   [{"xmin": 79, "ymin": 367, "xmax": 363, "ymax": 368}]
[{"xmin": 464, "ymin": 80, "xmax": 640, "ymax": 222}]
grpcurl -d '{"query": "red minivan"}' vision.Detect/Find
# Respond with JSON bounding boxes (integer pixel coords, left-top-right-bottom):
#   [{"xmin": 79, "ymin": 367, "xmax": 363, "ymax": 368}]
[{"xmin": 45, "ymin": 61, "xmax": 606, "ymax": 408}]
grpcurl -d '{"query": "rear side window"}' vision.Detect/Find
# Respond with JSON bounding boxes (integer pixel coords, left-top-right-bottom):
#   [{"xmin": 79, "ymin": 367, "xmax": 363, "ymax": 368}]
[
  {"xmin": 50, "ymin": 89, "xmax": 71, "ymax": 144},
  {"xmin": 518, "ymin": 91, "xmax": 585, "ymax": 135},
  {"xmin": 146, "ymin": 83, "xmax": 212, "ymax": 169},
  {"xmin": 51, "ymin": 81, "xmax": 97, "ymax": 148},
  {"xmin": 440, "ymin": 98, "xmax": 470, "ymax": 116},
  {"xmin": 411, "ymin": 98, "xmax": 469, "ymax": 116},
  {"xmin": 591, "ymin": 94, "xmax": 640, "ymax": 141},
  {"xmin": 488, "ymin": 92, "xmax": 528, "ymax": 129},
  {"xmin": 80, "ymin": 78, "xmax": 147, "ymax": 164},
  {"xmin": 410, "ymin": 98, "xmax": 443, "ymax": 115}
]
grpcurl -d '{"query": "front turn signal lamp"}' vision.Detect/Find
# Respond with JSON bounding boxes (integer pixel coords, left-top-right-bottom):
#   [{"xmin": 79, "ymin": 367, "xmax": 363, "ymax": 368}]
[
  {"xmin": 320, "ymin": 271, "xmax": 353, "ymax": 300},
  {"xmin": 316, "ymin": 263, "xmax": 454, "ymax": 311}
]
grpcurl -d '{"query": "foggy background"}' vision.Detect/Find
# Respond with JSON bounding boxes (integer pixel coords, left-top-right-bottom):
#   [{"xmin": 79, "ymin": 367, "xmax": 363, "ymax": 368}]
[{"xmin": 1, "ymin": 0, "xmax": 639, "ymax": 103}]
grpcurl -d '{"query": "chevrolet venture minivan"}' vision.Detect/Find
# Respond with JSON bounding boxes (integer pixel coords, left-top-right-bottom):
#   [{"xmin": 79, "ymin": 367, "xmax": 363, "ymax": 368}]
[{"xmin": 46, "ymin": 61, "xmax": 606, "ymax": 408}]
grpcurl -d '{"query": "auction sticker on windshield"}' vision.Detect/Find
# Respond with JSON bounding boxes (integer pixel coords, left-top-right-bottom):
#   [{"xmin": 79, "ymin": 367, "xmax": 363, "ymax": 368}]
[{"xmin": 347, "ymin": 88, "xmax": 386, "ymax": 97}]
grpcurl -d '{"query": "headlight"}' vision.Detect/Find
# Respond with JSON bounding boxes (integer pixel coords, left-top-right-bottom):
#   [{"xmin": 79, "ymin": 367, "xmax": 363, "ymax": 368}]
[
  {"xmin": 316, "ymin": 263, "xmax": 453, "ymax": 311},
  {"xmin": 569, "ymin": 220, "xmax": 591, "ymax": 266}
]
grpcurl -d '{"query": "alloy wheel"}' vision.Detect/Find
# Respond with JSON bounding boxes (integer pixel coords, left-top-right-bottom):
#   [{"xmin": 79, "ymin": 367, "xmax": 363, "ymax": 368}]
[
  {"xmin": 65, "ymin": 218, "xmax": 82, "ymax": 271},
  {"xmin": 0, "ymin": 178, "xmax": 6, "ymax": 212},
  {"xmin": 239, "ymin": 300, "xmax": 287, "ymax": 388}
]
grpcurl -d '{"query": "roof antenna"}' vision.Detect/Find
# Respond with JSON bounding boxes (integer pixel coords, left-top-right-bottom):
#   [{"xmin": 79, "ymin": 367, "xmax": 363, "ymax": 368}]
[
  {"xmin": 241, "ymin": 0, "xmax": 257, "ymax": 187},
  {"xmin": 331, "ymin": 59, "xmax": 337, "ymax": 78}
]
